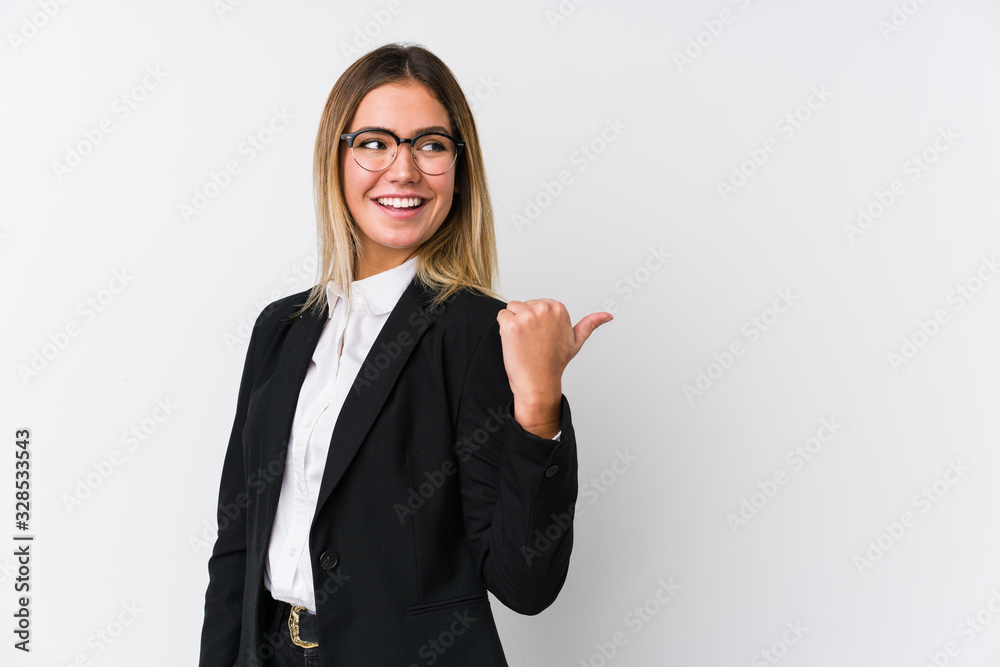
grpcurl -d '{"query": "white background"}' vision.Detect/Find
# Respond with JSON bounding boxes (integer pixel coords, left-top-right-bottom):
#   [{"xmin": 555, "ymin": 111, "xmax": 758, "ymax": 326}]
[{"xmin": 3, "ymin": 0, "xmax": 1000, "ymax": 665}]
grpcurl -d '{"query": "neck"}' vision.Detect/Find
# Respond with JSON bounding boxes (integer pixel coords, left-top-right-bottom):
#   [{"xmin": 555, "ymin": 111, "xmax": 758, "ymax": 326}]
[{"xmin": 355, "ymin": 249, "xmax": 418, "ymax": 281}]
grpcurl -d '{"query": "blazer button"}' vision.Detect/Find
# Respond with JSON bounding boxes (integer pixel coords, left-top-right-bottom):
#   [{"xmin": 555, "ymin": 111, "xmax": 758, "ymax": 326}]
[
  {"xmin": 545, "ymin": 465, "xmax": 559, "ymax": 477},
  {"xmin": 319, "ymin": 550, "xmax": 339, "ymax": 570}
]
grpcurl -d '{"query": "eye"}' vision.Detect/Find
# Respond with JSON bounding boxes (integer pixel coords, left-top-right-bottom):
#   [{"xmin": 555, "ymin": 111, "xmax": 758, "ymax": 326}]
[
  {"xmin": 358, "ymin": 138, "xmax": 388, "ymax": 150},
  {"xmin": 415, "ymin": 135, "xmax": 452, "ymax": 152},
  {"xmin": 418, "ymin": 140, "xmax": 446, "ymax": 152}
]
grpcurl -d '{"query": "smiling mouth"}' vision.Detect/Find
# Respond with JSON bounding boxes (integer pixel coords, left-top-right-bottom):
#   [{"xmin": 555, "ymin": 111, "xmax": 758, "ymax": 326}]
[{"xmin": 375, "ymin": 197, "xmax": 426, "ymax": 210}]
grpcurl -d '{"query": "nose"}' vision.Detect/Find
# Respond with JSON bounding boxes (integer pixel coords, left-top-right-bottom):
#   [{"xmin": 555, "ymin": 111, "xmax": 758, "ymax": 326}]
[{"xmin": 385, "ymin": 141, "xmax": 421, "ymax": 181}]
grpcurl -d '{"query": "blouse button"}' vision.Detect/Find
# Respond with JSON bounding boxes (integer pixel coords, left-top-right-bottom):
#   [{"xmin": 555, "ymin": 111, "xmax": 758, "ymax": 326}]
[{"xmin": 545, "ymin": 465, "xmax": 559, "ymax": 478}]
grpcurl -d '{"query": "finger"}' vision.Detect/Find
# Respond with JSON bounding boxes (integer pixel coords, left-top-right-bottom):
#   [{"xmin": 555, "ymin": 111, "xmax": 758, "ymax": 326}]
[
  {"xmin": 505, "ymin": 299, "xmax": 560, "ymax": 312},
  {"xmin": 572, "ymin": 312, "xmax": 614, "ymax": 347}
]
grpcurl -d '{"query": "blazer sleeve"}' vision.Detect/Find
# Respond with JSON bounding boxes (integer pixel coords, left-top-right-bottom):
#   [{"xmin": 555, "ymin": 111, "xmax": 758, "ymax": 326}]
[
  {"xmin": 453, "ymin": 318, "xmax": 579, "ymax": 616},
  {"xmin": 199, "ymin": 316, "xmax": 261, "ymax": 666}
]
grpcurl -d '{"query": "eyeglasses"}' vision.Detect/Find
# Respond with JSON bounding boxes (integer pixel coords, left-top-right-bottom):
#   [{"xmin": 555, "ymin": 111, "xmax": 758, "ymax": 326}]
[{"xmin": 341, "ymin": 128, "xmax": 466, "ymax": 176}]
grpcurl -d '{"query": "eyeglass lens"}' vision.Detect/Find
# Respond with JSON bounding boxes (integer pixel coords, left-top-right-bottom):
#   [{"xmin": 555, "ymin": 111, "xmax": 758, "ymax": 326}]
[{"xmin": 350, "ymin": 130, "xmax": 458, "ymax": 175}]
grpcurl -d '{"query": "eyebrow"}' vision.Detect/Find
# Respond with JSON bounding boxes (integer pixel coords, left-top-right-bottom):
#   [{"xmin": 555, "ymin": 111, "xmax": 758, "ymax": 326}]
[{"xmin": 353, "ymin": 125, "xmax": 453, "ymax": 135}]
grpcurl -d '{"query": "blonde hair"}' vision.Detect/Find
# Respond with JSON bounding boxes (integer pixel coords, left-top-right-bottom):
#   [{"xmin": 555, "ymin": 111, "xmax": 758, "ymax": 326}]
[{"xmin": 292, "ymin": 42, "xmax": 501, "ymax": 320}]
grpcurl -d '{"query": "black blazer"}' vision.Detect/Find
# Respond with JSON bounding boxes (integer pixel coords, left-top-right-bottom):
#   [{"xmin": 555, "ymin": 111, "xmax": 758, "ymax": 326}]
[{"xmin": 199, "ymin": 276, "xmax": 579, "ymax": 667}]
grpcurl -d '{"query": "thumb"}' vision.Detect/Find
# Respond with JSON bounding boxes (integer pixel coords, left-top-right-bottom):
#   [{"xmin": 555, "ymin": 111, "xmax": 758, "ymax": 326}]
[{"xmin": 572, "ymin": 312, "xmax": 614, "ymax": 348}]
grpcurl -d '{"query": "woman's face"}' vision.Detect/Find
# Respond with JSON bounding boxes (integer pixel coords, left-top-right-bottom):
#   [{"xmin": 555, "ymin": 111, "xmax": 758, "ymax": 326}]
[{"xmin": 340, "ymin": 81, "xmax": 457, "ymax": 279}]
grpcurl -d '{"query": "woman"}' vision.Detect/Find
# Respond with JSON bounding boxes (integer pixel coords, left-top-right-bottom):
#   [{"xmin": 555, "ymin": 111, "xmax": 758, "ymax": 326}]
[{"xmin": 199, "ymin": 42, "xmax": 611, "ymax": 667}]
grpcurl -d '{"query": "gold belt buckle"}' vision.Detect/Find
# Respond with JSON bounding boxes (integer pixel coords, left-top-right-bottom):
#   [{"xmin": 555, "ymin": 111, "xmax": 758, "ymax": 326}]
[{"xmin": 288, "ymin": 605, "xmax": 319, "ymax": 648}]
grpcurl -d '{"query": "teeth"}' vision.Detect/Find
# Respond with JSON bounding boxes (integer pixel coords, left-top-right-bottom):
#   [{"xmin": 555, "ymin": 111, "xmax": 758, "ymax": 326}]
[{"xmin": 377, "ymin": 197, "xmax": 423, "ymax": 209}]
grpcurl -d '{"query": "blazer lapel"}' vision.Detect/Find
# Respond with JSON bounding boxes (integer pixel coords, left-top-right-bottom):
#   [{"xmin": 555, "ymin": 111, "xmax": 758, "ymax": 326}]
[
  {"xmin": 257, "ymin": 301, "xmax": 326, "ymax": 521},
  {"xmin": 312, "ymin": 277, "xmax": 441, "ymax": 520}
]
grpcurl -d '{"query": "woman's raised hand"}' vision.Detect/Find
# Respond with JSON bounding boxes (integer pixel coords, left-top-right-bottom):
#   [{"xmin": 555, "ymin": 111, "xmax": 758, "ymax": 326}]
[{"xmin": 496, "ymin": 299, "xmax": 613, "ymax": 438}]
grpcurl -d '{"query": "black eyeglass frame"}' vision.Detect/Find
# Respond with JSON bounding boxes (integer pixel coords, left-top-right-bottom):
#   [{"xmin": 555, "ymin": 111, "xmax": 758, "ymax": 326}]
[{"xmin": 340, "ymin": 128, "xmax": 466, "ymax": 175}]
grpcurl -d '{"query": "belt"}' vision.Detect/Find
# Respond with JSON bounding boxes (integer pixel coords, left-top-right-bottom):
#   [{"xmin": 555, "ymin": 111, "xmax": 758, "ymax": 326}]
[{"xmin": 268, "ymin": 592, "xmax": 319, "ymax": 648}]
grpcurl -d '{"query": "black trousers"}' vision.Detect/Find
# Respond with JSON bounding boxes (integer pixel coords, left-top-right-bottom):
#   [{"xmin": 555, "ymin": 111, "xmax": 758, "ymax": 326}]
[{"xmin": 258, "ymin": 591, "xmax": 321, "ymax": 667}]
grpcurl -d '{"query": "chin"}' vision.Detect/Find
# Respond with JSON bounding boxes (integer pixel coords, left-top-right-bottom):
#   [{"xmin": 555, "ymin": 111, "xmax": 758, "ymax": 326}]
[
  {"xmin": 374, "ymin": 224, "xmax": 423, "ymax": 243},
  {"xmin": 374, "ymin": 230, "xmax": 428, "ymax": 249}
]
